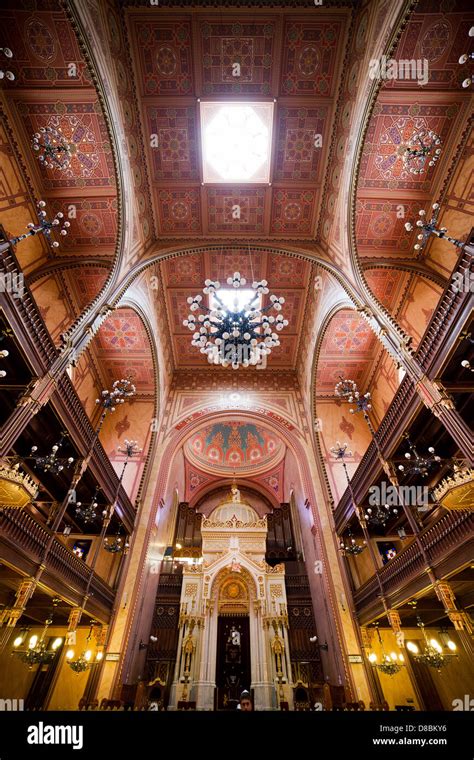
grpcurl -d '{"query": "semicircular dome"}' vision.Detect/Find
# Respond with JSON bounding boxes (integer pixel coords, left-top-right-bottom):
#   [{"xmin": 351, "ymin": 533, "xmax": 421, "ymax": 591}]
[
  {"xmin": 184, "ymin": 421, "xmax": 284, "ymax": 475},
  {"xmin": 209, "ymin": 501, "xmax": 259, "ymax": 525}
]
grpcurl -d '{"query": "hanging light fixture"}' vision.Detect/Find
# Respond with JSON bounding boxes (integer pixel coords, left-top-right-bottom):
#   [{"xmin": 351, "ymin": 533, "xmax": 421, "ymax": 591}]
[
  {"xmin": 339, "ymin": 525, "xmax": 366, "ymax": 556},
  {"xmin": 407, "ymin": 616, "xmax": 458, "ymax": 672},
  {"xmin": 5, "ymin": 200, "xmax": 70, "ymax": 249},
  {"xmin": 395, "ymin": 436, "xmax": 441, "ymax": 478},
  {"xmin": 66, "ymin": 621, "xmax": 103, "ymax": 673},
  {"xmin": 401, "ymin": 129, "xmax": 442, "ymax": 175},
  {"xmin": 103, "ymin": 528, "xmax": 129, "ymax": 554},
  {"xmin": 0, "ymin": 47, "xmax": 14, "ymax": 81},
  {"xmin": 367, "ymin": 624, "xmax": 405, "ymax": 676},
  {"xmin": 12, "ymin": 598, "xmax": 62, "ymax": 669},
  {"xmin": 363, "ymin": 503, "xmax": 399, "ymax": 527},
  {"xmin": 95, "ymin": 379, "xmax": 136, "ymax": 411},
  {"xmin": 32, "ymin": 126, "xmax": 72, "ymax": 171},
  {"xmin": 74, "ymin": 486, "xmax": 101, "ymax": 524},
  {"xmin": 183, "ymin": 271, "xmax": 288, "ymax": 369},
  {"xmin": 404, "ymin": 203, "xmax": 465, "ymax": 253},
  {"xmin": 458, "ymin": 26, "xmax": 474, "ymax": 88},
  {"xmin": 459, "ymin": 330, "xmax": 474, "ymax": 374},
  {"xmin": 29, "ymin": 432, "xmax": 74, "ymax": 475}
]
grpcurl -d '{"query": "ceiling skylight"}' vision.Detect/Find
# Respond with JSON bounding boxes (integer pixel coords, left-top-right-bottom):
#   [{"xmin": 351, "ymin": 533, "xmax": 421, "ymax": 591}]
[
  {"xmin": 210, "ymin": 289, "xmax": 262, "ymax": 312},
  {"xmin": 200, "ymin": 101, "xmax": 274, "ymax": 183}
]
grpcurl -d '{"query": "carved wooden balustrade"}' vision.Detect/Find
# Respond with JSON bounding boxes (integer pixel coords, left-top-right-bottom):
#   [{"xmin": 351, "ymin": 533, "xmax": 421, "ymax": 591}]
[
  {"xmin": 0, "ymin": 507, "xmax": 115, "ymax": 622},
  {"xmin": 334, "ymin": 236, "xmax": 474, "ymax": 534},
  {"xmin": 353, "ymin": 509, "xmax": 474, "ymax": 624},
  {"xmin": 0, "ymin": 237, "xmax": 135, "ymax": 533}
]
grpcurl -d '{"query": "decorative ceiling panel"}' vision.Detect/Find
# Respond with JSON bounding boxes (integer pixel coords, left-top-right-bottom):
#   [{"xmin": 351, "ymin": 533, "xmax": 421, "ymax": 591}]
[
  {"xmin": 279, "ymin": 17, "xmax": 345, "ymax": 97},
  {"xmin": 1, "ymin": 8, "xmax": 91, "ymax": 88},
  {"xmin": 382, "ymin": 5, "xmax": 474, "ymax": 91},
  {"xmin": 126, "ymin": 7, "xmax": 350, "ymax": 241},
  {"xmin": 315, "ymin": 310, "xmax": 380, "ymax": 394},
  {"xmin": 273, "ymin": 104, "xmax": 330, "ymax": 182},
  {"xmin": 184, "ymin": 420, "xmax": 285, "ymax": 475},
  {"xmin": 355, "ymin": 198, "xmax": 424, "ymax": 255},
  {"xmin": 145, "ymin": 103, "xmax": 200, "ymax": 182},
  {"xmin": 49, "ymin": 197, "xmax": 117, "ymax": 249},
  {"xmin": 130, "ymin": 17, "xmax": 195, "ymax": 96},
  {"xmin": 11, "ymin": 97, "xmax": 116, "ymax": 191},
  {"xmin": 155, "ymin": 187, "xmax": 202, "ymax": 234},
  {"xmin": 270, "ymin": 188, "xmax": 317, "ymax": 235},
  {"xmin": 206, "ymin": 250, "xmax": 266, "ymax": 283},
  {"xmin": 199, "ymin": 18, "xmax": 277, "ymax": 96},
  {"xmin": 364, "ymin": 269, "xmax": 410, "ymax": 313},
  {"xmin": 161, "ymin": 254, "xmax": 205, "ymax": 287},
  {"xmin": 96, "ymin": 308, "xmax": 155, "ymax": 393},
  {"xmin": 358, "ymin": 101, "xmax": 462, "ymax": 191},
  {"xmin": 206, "ymin": 187, "xmax": 267, "ymax": 233},
  {"xmin": 66, "ymin": 268, "xmax": 110, "ymax": 312}
]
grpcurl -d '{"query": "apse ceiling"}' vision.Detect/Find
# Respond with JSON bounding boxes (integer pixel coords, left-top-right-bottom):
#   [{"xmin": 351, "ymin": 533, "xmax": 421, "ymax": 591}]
[{"xmin": 184, "ymin": 420, "xmax": 285, "ymax": 475}]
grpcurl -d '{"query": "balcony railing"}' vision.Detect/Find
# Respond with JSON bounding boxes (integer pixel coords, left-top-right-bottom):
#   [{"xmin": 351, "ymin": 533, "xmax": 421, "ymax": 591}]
[
  {"xmin": 0, "ymin": 507, "xmax": 116, "ymax": 621},
  {"xmin": 334, "ymin": 235, "xmax": 474, "ymax": 533},
  {"xmin": 0, "ymin": 237, "xmax": 135, "ymax": 533},
  {"xmin": 353, "ymin": 509, "xmax": 474, "ymax": 623}
]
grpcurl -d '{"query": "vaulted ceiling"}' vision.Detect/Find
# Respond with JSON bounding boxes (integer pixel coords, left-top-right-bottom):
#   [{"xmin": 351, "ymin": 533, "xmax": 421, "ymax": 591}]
[
  {"xmin": 160, "ymin": 249, "xmax": 312, "ymax": 368},
  {"xmin": 1, "ymin": 0, "xmax": 472, "ymax": 405},
  {"xmin": 127, "ymin": 7, "xmax": 350, "ymax": 240}
]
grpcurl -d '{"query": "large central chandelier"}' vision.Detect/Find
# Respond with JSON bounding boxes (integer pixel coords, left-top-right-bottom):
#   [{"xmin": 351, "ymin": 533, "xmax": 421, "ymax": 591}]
[{"xmin": 183, "ymin": 271, "xmax": 288, "ymax": 369}]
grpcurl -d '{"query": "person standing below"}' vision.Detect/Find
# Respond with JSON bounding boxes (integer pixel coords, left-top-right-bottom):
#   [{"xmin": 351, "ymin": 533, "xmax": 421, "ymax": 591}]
[{"xmin": 238, "ymin": 690, "xmax": 253, "ymax": 711}]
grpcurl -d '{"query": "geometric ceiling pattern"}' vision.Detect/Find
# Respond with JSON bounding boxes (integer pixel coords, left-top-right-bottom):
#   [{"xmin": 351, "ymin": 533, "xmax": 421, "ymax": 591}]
[
  {"xmin": 127, "ymin": 8, "xmax": 350, "ymax": 239},
  {"xmin": 95, "ymin": 308, "xmax": 155, "ymax": 394},
  {"xmin": 315, "ymin": 309, "xmax": 380, "ymax": 395},
  {"xmin": 2, "ymin": 4, "xmax": 118, "ymax": 260},
  {"xmin": 2, "ymin": 0, "xmax": 471, "ymax": 399},
  {"xmin": 355, "ymin": 2, "xmax": 474, "ymax": 261},
  {"xmin": 160, "ymin": 249, "xmax": 311, "ymax": 369}
]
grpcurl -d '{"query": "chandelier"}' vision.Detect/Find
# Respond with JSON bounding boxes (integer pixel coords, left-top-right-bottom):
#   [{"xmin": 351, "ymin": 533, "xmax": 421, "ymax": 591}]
[
  {"xmin": 74, "ymin": 486, "xmax": 101, "ymax": 524},
  {"xmin": 458, "ymin": 26, "xmax": 474, "ymax": 88},
  {"xmin": 12, "ymin": 598, "xmax": 62, "ymax": 669},
  {"xmin": 363, "ymin": 503, "xmax": 399, "ymax": 527},
  {"xmin": 95, "ymin": 378, "xmax": 136, "ymax": 411},
  {"xmin": 104, "ymin": 529, "xmax": 130, "ymax": 554},
  {"xmin": 66, "ymin": 622, "xmax": 103, "ymax": 673},
  {"xmin": 368, "ymin": 625, "xmax": 404, "ymax": 676},
  {"xmin": 6, "ymin": 200, "xmax": 70, "ymax": 250},
  {"xmin": 183, "ymin": 271, "xmax": 288, "ymax": 369},
  {"xmin": 334, "ymin": 376, "xmax": 372, "ymax": 415},
  {"xmin": 395, "ymin": 436, "xmax": 441, "ymax": 478},
  {"xmin": 404, "ymin": 203, "xmax": 464, "ymax": 253},
  {"xmin": 401, "ymin": 129, "xmax": 441, "ymax": 175},
  {"xmin": 29, "ymin": 432, "xmax": 74, "ymax": 475},
  {"xmin": 0, "ymin": 47, "xmax": 14, "ymax": 81},
  {"xmin": 32, "ymin": 126, "xmax": 72, "ymax": 171},
  {"xmin": 407, "ymin": 616, "xmax": 457, "ymax": 672},
  {"xmin": 339, "ymin": 526, "xmax": 366, "ymax": 556}
]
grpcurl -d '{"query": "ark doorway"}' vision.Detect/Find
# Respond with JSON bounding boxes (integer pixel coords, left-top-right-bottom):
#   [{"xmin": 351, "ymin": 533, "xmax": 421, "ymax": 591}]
[{"xmin": 215, "ymin": 615, "xmax": 251, "ymax": 710}]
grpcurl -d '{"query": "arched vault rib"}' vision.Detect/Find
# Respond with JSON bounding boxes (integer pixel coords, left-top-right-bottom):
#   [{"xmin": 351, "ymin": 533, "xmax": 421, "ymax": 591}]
[
  {"xmin": 361, "ymin": 261, "xmax": 448, "ymax": 291},
  {"xmin": 26, "ymin": 259, "xmax": 112, "ymax": 287}
]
